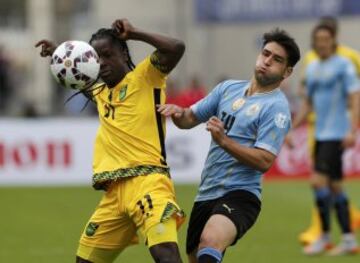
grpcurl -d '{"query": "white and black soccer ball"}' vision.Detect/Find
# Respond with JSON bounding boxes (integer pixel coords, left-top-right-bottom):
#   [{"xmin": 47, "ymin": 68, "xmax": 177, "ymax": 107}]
[{"xmin": 50, "ymin": 40, "xmax": 100, "ymax": 90}]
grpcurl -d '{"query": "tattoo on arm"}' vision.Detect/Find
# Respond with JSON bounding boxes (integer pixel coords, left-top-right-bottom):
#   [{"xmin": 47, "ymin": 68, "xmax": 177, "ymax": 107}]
[{"xmin": 150, "ymin": 50, "xmax": 171, "ymax": 74}]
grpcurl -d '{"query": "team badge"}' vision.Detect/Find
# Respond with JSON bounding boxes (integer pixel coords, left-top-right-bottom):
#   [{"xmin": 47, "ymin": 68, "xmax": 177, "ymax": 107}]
[
  {"xmin": 274, "ymin": 113, "xmax": 288, "ymax": 128},
  {"xmin": 119, "ymin": 85, "xmax": 127, "ymax": 101},
  {"xmin": 232, "ymin": 98, "xmax": 246, "ymax": 111},
  {"xmin": 245, "ymin": 103, "xmax": 261, "ymax": 116},
  {"xmin": 85, "ymin": 222, "xmax": 99, "ymax": 237}
]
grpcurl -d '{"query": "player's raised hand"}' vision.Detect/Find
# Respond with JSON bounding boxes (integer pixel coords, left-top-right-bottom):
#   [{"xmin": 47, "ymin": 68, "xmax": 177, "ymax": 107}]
[
  {"xmin": 112, "ymin": 19, "xmax": 136, "ymax": 40},
  {"xmin": 157, "ymin": 104, "xmax": 184, "ymax": 118},
  {"xmin": 35, "ymin": 39, "xmax": 57, "ymax": 57},
  {"xmin": 206, "ymin": 116, "xmax": 226, "ymax": 146}
]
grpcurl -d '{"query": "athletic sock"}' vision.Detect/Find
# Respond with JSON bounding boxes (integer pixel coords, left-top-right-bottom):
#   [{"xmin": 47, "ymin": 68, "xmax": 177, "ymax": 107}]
[
  {"xmin": 197, "ymin": 247, "xmax": 223, "ymax": 263},
  {"xmin": 334, "ymin": 192, "xmax": 351, "ymax": 233},
  {"xmin": 315, "ymin": 187, "xmax": 331, "ymax": 233}
]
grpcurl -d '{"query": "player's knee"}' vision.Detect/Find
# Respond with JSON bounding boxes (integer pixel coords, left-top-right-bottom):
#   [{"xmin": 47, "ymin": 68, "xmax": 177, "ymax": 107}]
[
  {"xmin": 199, "ymin": 231, "xmax": 223, "ymax": 250},
  {"xmin": 329, "ymin": 182, "xmax": 343, "ymax": 194},
  {"xmin": 150, "ymin": 242, "xmax": 182, "ymax": 263},
  {"xmin": 76, "ymin": 256, "xmax": 93, "ymax": 263}
]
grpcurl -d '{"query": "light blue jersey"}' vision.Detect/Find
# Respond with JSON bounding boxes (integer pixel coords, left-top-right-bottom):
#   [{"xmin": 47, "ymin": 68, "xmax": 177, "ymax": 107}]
[
  {"xmin": 306, "ymin": 55, "xmax": 360, "ymax": 140},
  {"xmin": 191, "ymin": 80, "xmax": 291, "ymax": 201}
]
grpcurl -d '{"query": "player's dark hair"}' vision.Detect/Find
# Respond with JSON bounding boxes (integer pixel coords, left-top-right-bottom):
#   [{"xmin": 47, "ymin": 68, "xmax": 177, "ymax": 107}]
[
  {"xmin": 312, "ymin": 24, "xmax": 337, "ymax": 39},
  {"xmin": 262, "ymin": 28, "xmax": 301, "ymax": 67},
  {"xmin": 89, "ymin": 28, "xmax": 136, "ymax": 70},
  {"xmin": 318, "ymin": 16, "xmax": 338, "ymax": 35}
]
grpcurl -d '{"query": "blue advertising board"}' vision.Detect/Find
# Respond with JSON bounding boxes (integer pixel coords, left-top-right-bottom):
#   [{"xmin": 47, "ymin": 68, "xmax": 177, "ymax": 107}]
[{"xmin": 195, "ymin": 0, "xmax": 360, "ymax": 23}]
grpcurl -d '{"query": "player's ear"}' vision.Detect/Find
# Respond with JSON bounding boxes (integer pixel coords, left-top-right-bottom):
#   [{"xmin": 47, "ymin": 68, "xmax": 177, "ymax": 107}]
[{"xmin": 283, "ymin": 67, "xmax": 293, "ymax": 79}]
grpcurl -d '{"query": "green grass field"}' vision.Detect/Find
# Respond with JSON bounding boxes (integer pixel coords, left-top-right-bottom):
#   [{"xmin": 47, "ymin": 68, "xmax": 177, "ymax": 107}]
[{"xmin": 1, "ymin": 181, "xmax": 360, "ymax": 262}]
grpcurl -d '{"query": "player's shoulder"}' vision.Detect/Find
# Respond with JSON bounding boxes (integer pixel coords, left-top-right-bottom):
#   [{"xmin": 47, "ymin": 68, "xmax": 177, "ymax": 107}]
[
  {"xmin": 333, "ymin": 54, "xmax": 353, "ymax": 67},
  {"xmin": 303, "ymin": 50, "xmax": 318, "ymax": 65},
  {"xmin": 306, "ymin": 55, "xmax": 320, "ymax": 69},
  {"xmin": 218, "ymin": 79, "xmax": 249, "ymax": 92},
  {"xmin": 264, "ymin": 89, "xmax": 290, "ymax": 113},
  {"xmin": 337, "ymin": 45, "xmax": 360, "ymax": 58}
]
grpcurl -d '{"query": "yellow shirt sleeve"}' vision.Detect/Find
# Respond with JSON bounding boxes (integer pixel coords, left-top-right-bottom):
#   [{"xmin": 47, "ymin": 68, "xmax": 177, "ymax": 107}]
[{"xmin": 134, "ymin": 56, "xmax": 167, "ymax": 89}]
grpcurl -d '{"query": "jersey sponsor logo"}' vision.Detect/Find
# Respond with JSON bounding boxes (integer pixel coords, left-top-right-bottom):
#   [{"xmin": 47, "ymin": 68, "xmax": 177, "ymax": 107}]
[
  {"xmin": 222, "ymin": 203, "xmax": 235, "ymax": 214},
  {"xmin": 245, "ymin": 103, "xmax": 261, "ymax": 116},
  {"xmin": 85, "ymin": 222, "xmax": 99, "ymax": 237},
  {"xmin": 232, "ymin": 98, "xmax": 246, "ymax": 111},
  {"xmin": 274, "ymin": 113, "xmax": 288, "ymax": 129},
  {"xmin": 119, "ymin": 85, "xmax": 127, "ymax": 101}
]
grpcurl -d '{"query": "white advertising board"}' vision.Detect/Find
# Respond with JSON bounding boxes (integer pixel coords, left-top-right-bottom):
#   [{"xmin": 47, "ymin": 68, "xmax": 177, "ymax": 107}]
[{"xmin": 0, "ymin": 119, "xmax": 210, "ymax": 185}]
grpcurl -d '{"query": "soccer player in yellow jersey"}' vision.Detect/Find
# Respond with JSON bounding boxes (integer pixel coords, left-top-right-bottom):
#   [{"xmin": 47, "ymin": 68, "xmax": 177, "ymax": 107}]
[
  {"xmin": 298, "ymin": 16, "xmax": 360, "ymax": 246},
  {"xmin": 36, "ymin": 19, "xmax": 185, "ymax": 263}
]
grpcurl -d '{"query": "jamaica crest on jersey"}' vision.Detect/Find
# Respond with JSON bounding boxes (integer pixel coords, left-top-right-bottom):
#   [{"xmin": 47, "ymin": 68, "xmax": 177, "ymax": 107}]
[{"xmin": 118, "ymin": 85, "xmax": 128, "ymax": 101}]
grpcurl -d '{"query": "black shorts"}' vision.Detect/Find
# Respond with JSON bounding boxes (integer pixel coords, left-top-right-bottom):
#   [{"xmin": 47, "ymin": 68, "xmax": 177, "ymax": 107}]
[
  {"xmin": 314, "ymin": 140, "xmax": 343, "ymax": 180},
  {"xmin": 186, "ymin": 190, "xmax": 261, "ymax": 254}
]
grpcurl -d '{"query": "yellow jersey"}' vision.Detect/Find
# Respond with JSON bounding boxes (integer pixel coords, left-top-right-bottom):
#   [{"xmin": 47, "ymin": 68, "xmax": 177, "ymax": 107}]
[{"xmin": 91, "ymin": 56, "xmax": 169, "ymax": 189}]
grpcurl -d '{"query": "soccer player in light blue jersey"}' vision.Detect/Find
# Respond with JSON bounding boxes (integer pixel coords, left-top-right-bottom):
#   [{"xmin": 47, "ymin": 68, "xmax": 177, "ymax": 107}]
[
  {"xmin": 158, "ymin": 29, "xmax": 300, "ymax": 263},
  {"xmin": 289, "ymin": 24, "xmax": 360, "ymax": 255}
]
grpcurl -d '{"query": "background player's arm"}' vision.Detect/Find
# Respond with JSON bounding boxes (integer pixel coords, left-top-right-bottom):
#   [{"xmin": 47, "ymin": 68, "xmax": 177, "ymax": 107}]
[
  {"xmin": 292, "ymin": 96, "xmax": 312, "ymax": 129},
  {"xmin": 284, "ymin": 96, "xmax": 312, "ymax": 148},
  {"xmin": 157, "ymin": 104, "xmax": 200, "ymax": 129},
  {"xmin": 343, "ymin": 90, "xmax": 360, "ymax": 148},
  {"xmin": 206, "ymin": 117, "xmax": 276, "ymax": 172},
  {"xmin": 348, "ymin": 91, "xmax": 360, "ymax": 133},
  {"xmin": 112, "ymin": 19, "xmax": 185, "ymax": 74}
]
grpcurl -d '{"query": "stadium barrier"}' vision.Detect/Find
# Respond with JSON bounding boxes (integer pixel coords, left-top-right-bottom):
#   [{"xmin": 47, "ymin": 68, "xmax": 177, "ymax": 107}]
[{"xmin": 0, "ymin": 119, "xmax": 359, "ymax": 185}]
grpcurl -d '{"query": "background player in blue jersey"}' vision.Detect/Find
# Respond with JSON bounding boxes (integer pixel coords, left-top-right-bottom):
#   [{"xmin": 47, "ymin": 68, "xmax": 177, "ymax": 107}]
[
  {"xmin": 288, "ymin": 24, "xmax": 360, "ymax": 255},
  {"xmin": 158, "ymin": 29, "xmax": 300, "ymax": 263}
]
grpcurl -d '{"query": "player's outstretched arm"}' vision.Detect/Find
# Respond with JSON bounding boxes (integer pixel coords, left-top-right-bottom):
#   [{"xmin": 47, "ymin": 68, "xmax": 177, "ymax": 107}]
[
  {"xmin": 157, "ymin": 104, "xmax": 200, "ymax": 129},
  {"xmin": 206, "ymin": 116, "xmax": 276, "ymax": 172},
  {"xmin": 343, "ymin": 91, "xmax": 360, "ymax": 148},
  {"xmin": 291, "ymin": 96, "xmax": 312, "ymax": 130},
  {"xmin": 112, "ymin": 19, "xmax": 185, "ymax": 74},
  {"xmin": 35, "ymin": 39, "xmax": 57, "ymax": 57}
]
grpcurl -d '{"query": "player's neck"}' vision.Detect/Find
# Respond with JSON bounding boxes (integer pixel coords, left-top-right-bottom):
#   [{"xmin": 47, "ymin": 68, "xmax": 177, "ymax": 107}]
[
  {"xmin": 248, "ymin": 78, "xmax": 279, "ymax": 96},
  {"xmin": 107, "ymin": 68, "xmax": 131, "ymax": 88},
  {"xmin": 318, "ymin": 50, "xmax": 336, "ymax": 61}
]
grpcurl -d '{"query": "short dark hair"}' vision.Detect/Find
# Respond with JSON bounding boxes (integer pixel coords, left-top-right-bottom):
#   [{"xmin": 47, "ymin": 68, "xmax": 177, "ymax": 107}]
[
  {"xmin": 312, "ymin": 24, "xmax": 336, "ymax": 39},
  {"xmin": 262, "ymin": 28, "xmax": 301, "ymax": 67},
  {"xmin": 318, "ymin": 16, "xmax": 338, "ymax": 35}
]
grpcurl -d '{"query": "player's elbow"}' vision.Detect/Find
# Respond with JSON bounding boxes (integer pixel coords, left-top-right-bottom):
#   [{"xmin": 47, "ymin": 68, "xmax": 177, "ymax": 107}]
[
  {"xmin": 173, "ymin": 40, "xmax": 185, "ymax": 57},
  {"xmin": 257, "ymin": 157, "xmax": 275, "ymax": 173}
]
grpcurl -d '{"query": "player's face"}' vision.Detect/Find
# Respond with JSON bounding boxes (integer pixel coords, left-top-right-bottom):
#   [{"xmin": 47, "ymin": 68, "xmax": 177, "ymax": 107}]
[
  {"xmin": 254, "ymin": 42, "xmax": 292, "ymax": 86},
  {"xmin": 313, "ymin": 29, "xmax": 335, "ymax": 59},
  {"xmin": 91, "ymin": 37, "xmax": 129, "ymax": 88}
]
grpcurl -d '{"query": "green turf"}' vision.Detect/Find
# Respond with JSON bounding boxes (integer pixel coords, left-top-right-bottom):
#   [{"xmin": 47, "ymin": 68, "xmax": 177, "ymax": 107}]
[{"xmin": 1, "ymin": 181, "xmax": 360, "ymax": 262}]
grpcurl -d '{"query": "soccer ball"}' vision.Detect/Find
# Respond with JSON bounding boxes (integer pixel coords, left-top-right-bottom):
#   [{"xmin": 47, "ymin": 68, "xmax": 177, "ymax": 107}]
[{"xmin": 50, "ymin": 40, "xmax": 100, "ymax": 90}]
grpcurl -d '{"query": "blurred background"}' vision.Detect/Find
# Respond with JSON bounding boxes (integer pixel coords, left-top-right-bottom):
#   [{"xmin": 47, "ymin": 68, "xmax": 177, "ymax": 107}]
[{"xmin": 1, "ymin": 0, "xmax": 360, "ymax": 262}]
